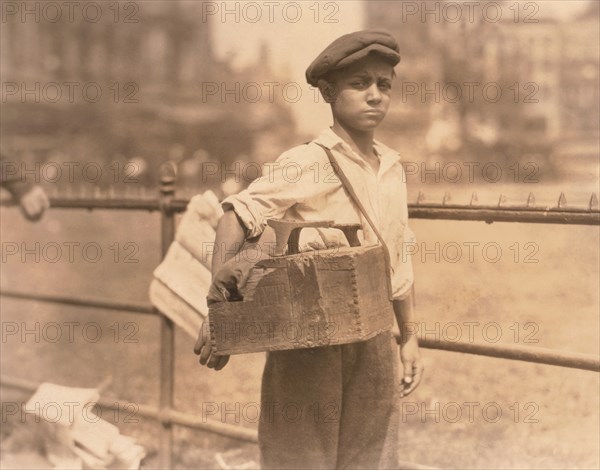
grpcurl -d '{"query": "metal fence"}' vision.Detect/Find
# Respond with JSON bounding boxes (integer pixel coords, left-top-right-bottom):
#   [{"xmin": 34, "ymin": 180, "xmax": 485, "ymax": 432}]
[{"xmin": 1, "ymin": 166, "xmax": 599, "ymax": 469}]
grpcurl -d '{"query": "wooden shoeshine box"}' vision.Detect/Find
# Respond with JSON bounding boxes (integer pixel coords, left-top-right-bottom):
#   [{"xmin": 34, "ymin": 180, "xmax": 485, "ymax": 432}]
[{"xmin": 209, "ymin": 220, "xmax": 394, "ymax": 355}]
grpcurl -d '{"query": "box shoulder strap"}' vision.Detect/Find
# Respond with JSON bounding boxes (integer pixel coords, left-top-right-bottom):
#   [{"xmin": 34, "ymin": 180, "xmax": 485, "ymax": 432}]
[{"xmin": 312, "ymin": 142, "xmax": 394, "ymax": 301}]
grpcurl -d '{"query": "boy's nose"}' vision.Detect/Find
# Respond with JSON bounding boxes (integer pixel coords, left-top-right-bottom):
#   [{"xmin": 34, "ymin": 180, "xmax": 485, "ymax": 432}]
[{"xmin": 366, "ymin": 84, "xmax": 382, "ymax": 103}]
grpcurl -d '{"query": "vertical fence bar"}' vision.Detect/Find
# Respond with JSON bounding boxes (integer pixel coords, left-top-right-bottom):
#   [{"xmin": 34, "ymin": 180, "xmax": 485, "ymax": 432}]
[{"xmin": 158, "ymin": 163, "xmax": 177, "ymax": 468}]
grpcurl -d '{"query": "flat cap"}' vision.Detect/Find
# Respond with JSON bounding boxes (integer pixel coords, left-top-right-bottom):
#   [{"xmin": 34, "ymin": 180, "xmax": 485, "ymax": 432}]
[{"xmin": 305, "ymin": 30, "xmax": 400, "ymax": 87}]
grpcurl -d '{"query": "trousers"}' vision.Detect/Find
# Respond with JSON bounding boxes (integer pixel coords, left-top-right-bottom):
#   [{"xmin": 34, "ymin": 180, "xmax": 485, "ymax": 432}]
[{"xmin": 258, "ymin": 330, "xmax": 400, "ymax": 469}]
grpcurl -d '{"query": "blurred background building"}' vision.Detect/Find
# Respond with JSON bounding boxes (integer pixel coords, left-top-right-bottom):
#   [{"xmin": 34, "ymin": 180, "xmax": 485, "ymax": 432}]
[
  {"xmin": 368, "ymin": 0, "xmax": 599, "ymax": 181},
  {"xmin": 1, "ymin": 0, "xmax": 296, "ymax": 196},
  {"xmin": 1, "ymin": 0, "xmax": 598, "ymax": 195}
]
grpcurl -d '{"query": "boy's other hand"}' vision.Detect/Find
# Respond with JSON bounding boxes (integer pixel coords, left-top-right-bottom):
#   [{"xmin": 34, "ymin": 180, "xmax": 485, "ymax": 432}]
[
  {"xmin": 193, "ymin": 318, "xmax": 230, "ymax": 371},
  {"xmin": 399, "ymin": 336, "xmax": 423, "ymax": 398}
]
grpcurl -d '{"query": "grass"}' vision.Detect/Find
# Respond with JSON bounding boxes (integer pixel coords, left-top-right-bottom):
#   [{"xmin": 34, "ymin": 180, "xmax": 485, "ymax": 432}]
[{"xmin": 0, "ymin": 197, "xmax": 598, "ymax": 469}]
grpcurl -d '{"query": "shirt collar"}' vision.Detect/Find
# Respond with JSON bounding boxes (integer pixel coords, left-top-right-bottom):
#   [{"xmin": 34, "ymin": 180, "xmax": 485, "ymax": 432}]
[{"xmin": 314, "ymin": 127, "xmax": 402, "ymax": 176}]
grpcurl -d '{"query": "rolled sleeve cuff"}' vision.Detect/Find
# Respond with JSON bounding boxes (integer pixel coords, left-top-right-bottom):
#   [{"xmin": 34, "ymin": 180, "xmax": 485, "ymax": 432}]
[
  {"xmin": 392, "ymin": 277, "xmax": 414, "ymax": 301},
  {"xmin": 391, "ymin": 252, "xmax": 414, "ymax": 300},
  {"xmin": 221, "ymin": 195, "xmax": 266, "ymax": 239},
  {"xmin": 405, "ymin": 226, "xmax": 417, "ymax": 244},
  {"xmin": 390, "ymin": 225, "xmax": 415, "ymax": 300}
]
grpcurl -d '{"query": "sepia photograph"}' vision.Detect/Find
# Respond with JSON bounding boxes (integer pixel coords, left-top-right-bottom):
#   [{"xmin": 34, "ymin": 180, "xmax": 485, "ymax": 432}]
[{"xmin": 1, "ymin": 1, "xmax": 599, "ymax": 468}]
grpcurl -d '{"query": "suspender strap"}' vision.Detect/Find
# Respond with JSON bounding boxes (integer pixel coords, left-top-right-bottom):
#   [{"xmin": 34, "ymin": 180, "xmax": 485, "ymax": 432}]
[{"xmin": 314, "ymin": 142, "xmax": 394, "ymax": 301}]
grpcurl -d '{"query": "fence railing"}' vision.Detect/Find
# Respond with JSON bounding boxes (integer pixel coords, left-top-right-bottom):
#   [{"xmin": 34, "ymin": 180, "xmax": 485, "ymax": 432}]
[{"xmin": 1, "ymin": 168, "xmax": 598, "ymax": 468}]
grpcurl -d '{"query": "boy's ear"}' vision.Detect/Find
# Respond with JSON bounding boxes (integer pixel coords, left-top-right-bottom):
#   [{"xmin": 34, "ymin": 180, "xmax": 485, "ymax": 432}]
[{"xmin": 317, "ymin": 79, "xmax": 338, "ymax": 103}]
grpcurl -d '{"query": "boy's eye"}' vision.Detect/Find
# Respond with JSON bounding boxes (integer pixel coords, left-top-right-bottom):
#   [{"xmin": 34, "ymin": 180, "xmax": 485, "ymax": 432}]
[
  {"xmin": 351, "ymin": 81, "xmax": 368, "ymax": 89},
  {"xmin": 379, "ymin": 82, "xmax": 392, "ymax": 91}
]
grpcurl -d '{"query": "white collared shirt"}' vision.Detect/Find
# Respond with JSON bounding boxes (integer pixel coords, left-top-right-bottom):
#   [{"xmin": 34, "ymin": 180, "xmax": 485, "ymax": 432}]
[{"xmin": 222, "ymin": 127, "xmax": 415, "ymax": 299}]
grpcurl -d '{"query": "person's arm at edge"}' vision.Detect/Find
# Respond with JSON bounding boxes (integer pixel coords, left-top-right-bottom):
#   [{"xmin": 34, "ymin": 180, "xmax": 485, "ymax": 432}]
[{"xmin": 1, "ymin": 155, "xmax": 49, "ymax": 221}]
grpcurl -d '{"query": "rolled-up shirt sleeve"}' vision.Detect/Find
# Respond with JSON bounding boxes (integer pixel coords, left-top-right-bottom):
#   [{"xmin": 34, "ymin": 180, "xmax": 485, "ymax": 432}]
[
  {"xmin": 404, "ymin": 225, "xmax": 417, "ymax": 245},
  {"xmin": 221, "ymin": 146, "xmax": 330, "ymax": 239},
  {"xmin": 389, "ymin": 227, "xmax": 415, "ymax": 300}
]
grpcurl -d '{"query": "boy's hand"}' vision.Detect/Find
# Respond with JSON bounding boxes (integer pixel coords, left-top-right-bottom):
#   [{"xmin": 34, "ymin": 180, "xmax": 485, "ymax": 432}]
[
  {"xmin": 193, "ymin": 318, "xmax": 230, "ymax": 371},
  {"xmin": 399, "ymin": 336, "xmax": 423, "ymax": 398}
]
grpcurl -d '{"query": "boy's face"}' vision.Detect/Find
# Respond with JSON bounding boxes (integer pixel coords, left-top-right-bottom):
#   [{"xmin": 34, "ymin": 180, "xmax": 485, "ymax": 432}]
[{"xmin": 326, "ymin": 56, "xmax": 395, "ymax": 133}]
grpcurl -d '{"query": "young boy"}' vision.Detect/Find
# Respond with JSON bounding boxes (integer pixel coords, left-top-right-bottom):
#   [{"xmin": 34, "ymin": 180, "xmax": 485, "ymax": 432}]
[{"xmin": 195, "ymin": 30, "xmax": 423, "ymax": 469}]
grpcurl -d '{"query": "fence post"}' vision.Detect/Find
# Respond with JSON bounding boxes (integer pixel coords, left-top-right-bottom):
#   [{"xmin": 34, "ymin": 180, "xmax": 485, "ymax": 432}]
[{"xmin": 158, "ymin": 162, "xmax": 177, "ymax": 468}]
